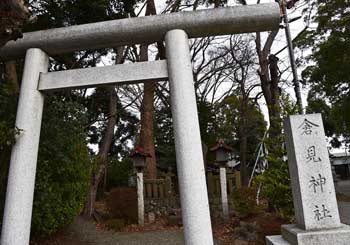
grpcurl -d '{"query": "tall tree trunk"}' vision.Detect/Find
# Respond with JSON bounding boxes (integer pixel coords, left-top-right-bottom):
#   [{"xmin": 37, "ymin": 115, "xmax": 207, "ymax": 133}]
[
  {"xmin": 5, "ymin": 61, "xmax": 19, "ymax": 93},
  {"xmin": 267, "ymin": 54, "xmax": 281, "ymax": 141},
  {"xmin": 0, "ymin": 0, "xmax": 30, "ymax": 49},
  {"xmin": 239, "ymin": 92, "xmax": 249, "ymax": 187},
  {"xmin": 139, "ymin": 46, "xmax": 157, "ymax": 179},
  {"xmin": 256, "ymin": 30, "xmax": 282, "ymax": 152},
  {"xmin": 83, "ymin": 86, "xmax": 117, "ymax": 217},
  {"xmin": 239, "ymin": 133, "xmax": 248, "ymax": 186},
  {"xmin": 239, "ymin": 123, "xmax": 249, "ymax": 186},
  {"xmin": 83, "ymin": 47, "xmax": 124, "ymax": 218},
  {"xmin": 139, "ymin": 0, "xmax": 158, "ymax": 179}
]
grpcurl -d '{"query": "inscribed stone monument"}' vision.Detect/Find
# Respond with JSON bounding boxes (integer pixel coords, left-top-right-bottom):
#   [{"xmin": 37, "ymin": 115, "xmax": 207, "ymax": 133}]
[{"xmin": 266, "ymin": 113, "xmax": 350, "ymax": 245}]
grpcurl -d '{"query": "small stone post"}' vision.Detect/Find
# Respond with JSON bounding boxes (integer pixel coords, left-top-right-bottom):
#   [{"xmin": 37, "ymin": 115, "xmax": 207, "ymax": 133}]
[
  {"xmin": 130, "ymin": 146, "xmax": 149, "ymax": 227},
  {"xmin": 210, "ymin": 139, "xmax": 233, "ymax": 222},
  {"xmin": 267, "ymin": 113, "xmax": 350, "ymax": 245},
  {"xmin": 164, "ymin": 171, "xmax": 173, "ymax": 197},
  {"xmin": 1, "ymin": 48, "xmax": 49, "ymax": 245},
  {"xmin": 220, "ymin": 167, "xmax": 229, "ymax": 222},
  {"xmin": 137, "ymin": 171, "xmax": 144, "ymax": 226}
]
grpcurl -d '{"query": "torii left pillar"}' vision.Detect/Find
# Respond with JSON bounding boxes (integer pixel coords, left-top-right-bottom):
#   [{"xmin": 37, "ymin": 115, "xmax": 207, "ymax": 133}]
[{"xmin": 1, "ymin": 48, "xmax": 49, "ymax": 245}]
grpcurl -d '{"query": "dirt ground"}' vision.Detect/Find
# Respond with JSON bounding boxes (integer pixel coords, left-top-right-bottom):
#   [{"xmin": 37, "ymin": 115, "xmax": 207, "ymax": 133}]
[
  {"xmin": 30, "ymin": 211, "xmax": 287, "ymax": 245},
  {"xmin": 31, "ymin": 216, "xmax": 186, "ymax": 245},
  {"xmin": 29, "ymin": 180, "xmax": 350, "ymax": 244}
]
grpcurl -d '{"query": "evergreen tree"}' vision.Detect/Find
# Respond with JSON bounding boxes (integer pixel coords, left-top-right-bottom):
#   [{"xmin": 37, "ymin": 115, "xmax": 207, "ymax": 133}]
[
  {"xmin": 0, "ymin": 86, "xmax": 91, "ymax": 237},
  {"xmin": 298, "ymin": 0, "xmax": 350, "ymax": 146},
  {"xmin": 1, "ymin": 0, "xmax": 140, "ymax": 235}
]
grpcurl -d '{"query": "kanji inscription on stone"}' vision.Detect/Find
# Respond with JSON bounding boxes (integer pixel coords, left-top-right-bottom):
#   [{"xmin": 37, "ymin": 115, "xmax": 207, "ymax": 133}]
[
  {"xmin": 284, "ymin": 113, "xmax": 341, "ymax": 230},
  {"xmin": 309, "ymin": 174, "xmax": 326, "ymax": 193}
]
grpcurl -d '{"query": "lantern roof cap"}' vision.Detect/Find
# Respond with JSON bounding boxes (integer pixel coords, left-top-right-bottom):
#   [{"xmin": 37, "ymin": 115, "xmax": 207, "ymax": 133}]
[
  {"xmin": 210, "ymin": 139, "xmax": 233, "ymax": 152},
  {"xmin": 129, "ymin": 146, "xmax": 152, "ymax": 158}
]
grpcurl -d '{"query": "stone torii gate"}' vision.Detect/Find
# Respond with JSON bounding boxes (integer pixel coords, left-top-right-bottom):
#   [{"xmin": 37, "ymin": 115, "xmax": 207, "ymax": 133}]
[{"xmin": 0, "ymin": 3, "xmax": 279, "ymax": 245}]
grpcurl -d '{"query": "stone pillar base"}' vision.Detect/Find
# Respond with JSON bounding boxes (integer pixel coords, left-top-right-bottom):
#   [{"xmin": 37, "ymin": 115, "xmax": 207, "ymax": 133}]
[
  {"xmin": 266, "ymin": 235, "xmax": 291, "ymax": 245},
  {"xmin": 266, "ymin": 223, "xmax": 350, "ymax": 245}
]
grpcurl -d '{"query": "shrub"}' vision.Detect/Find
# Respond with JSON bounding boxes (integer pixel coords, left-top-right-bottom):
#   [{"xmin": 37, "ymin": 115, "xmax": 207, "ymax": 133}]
[
  {"xmin": 0, "ymin": 82, "xmax": 18, "ymax": 234},
  {"xmin": 255, "ymin": 131, "xmax": 294, "ymax": 219},
  {"xmin": 31, "ymin": 97, "xmax": 91, "ymax": 237},
  {"xmin": 233, "ymin": 222, "xmax": 257, "ymax": 242},
  {"xmin": 105, "ymin": 218, "xmax": 127, "ymax": 231},
  {"xmin": 106, "ymin": 158, "xmax": 133, "ymax": 191},
  {"xmin": 255, "ymin": 161, "xmax": 294, "ymax": 219},
  {"xmin": 0, "ymin": 93, "xmax": 91, "ymax": 237},
  {"xmin": 106, "ymin": 187, "xmax": 138, "ymax": 223},
  {"xmin": 232, "ymin": 187, "xmax": 261, "ymax": 218}
]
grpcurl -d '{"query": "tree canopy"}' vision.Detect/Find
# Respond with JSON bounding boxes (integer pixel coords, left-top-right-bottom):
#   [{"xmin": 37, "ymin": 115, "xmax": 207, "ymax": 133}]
[{"xmin": 298, "ymin": 0, "xmax": 350, "ymax": 146}]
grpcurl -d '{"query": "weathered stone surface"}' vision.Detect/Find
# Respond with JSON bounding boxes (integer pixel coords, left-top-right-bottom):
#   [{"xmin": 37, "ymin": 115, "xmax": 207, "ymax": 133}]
[
  {"xmin": 148, "ymin": 212, "xmax": 156, "ymax": 223},
  {"xmin": 0, "ymin": 49, "xmax": 49, "ymax": 245},
  {"xmin": 284, "ymin": 114, "xmax": 340, "ymax": 230},
  {"xmin": 39, "ymin": 60, "xmax": 168, "ymax": 91},
  {"xmin": 266, "ymin": 235, "xmax": 291, "ymax": 245},
  {"xmin": 0, "ymin": 3, "xmax": 280, "ymax": 61},
  {"xmin": 267, "ymin": 114, "xmax": 350, "ymax": 245},
  {"xmin": 220, "ymin": 167, "xmax": 229, "ymax": 221},
  {"xmin": 166, "ymin": 30, "xmax": 213, "ymax": 244},
  {"xmin": 281, "ymin": 224, "xmax": 350, "ymax": 245}
]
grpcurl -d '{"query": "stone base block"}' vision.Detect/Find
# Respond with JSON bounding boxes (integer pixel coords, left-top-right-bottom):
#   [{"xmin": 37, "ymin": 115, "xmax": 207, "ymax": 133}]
[
  {"xmin": 266, "ymin": 223, "xmax": 350, "ymax": 245},
  {"xmin": 266, "ymin": 235, "xmax": 291, "ymax": 245},
  {"xmin": 282, "ymin": 224, "xmax": 350, "ymax": 245}
]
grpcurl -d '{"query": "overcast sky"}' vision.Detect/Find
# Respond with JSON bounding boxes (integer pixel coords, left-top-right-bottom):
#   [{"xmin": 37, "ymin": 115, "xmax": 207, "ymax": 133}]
[
  {"xmin": 151, "ymin": 0, "xmax": 309, "ymax": 106},
  {"xmin": 98, "ymin": 1, "xmax": 347, "ymax": 153},
  {"xmin": 152, "ymin": 1, "xmax": 349, "ymax": 152}
]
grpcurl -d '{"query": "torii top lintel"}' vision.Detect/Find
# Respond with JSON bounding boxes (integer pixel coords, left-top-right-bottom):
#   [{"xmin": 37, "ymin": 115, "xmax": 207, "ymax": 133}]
[{"xmin": 0, "ymin": 3, "xmax": 280, "ymax": 61}]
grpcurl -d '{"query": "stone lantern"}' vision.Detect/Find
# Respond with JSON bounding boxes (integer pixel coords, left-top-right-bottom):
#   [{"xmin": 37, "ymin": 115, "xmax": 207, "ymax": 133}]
[
  {"xmin": 130, "ymin": 146, "xmax": 151, "ymax": 172},
  {"xmin": 129, "ymin": 146, "xmax": 150, "ymax": 226},
  {"xmin": 210, "ymin": 139, "xmax": 233, "ymax": 165},
  {"xmin": 210, "ymin": 139, "xmax": 233, "ymax": 222}
]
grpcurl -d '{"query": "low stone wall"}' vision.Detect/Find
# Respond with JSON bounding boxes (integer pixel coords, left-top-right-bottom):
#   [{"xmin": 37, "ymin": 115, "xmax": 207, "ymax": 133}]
[
  {"xmin": 145, "ymin": 196, "xmax": 181, "ymax": 217},
  {"xmin": 208, "ymin": 196, "xmax": 235, "ymax": 217},
  {"xmin": 145, "ymin": 195, "xmax": 235, "ymax": 218}
]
